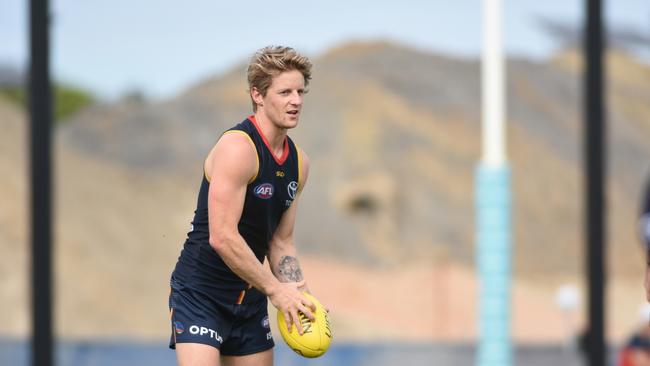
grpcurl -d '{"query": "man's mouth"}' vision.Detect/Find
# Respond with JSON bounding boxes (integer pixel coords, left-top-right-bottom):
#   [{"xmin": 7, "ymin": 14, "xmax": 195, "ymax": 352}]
[{"xmin": 287, "ymin": 110, "xmax": 299, "ymax": 116}]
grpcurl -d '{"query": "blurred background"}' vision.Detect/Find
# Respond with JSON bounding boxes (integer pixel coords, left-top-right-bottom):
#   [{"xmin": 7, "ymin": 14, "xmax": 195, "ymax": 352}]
[{"xmin": 2, "ymin": 0, "xmax": 650, "ymax": 365}]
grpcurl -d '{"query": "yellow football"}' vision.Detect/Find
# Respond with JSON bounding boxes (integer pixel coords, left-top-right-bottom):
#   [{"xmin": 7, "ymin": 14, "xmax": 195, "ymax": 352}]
[{"xmin": 277, "ymin": 292, "xmax": 332, "ymax": 358}]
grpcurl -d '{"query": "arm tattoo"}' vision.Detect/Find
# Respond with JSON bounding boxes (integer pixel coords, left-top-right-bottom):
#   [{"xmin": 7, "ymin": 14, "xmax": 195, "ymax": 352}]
[{"xmin": 277, "ymin": 256, "xmax": 304, "ymax": 283}]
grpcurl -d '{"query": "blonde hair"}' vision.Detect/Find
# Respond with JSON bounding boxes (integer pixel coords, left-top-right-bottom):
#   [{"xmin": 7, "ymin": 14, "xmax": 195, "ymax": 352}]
[{"xmin": 247, "ymin": 46, "xmax": 312, "ymax": 111}]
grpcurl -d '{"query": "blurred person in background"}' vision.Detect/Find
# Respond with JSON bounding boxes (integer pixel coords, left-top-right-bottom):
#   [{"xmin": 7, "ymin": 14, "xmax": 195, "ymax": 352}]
[
  {"xmin": 619, "ymin": 176, "xmax": 650, "ymax": 366},
  {"xmin": 618, "ymin": 305, "xmax": 650, "ymax": 366},
  {"xmin": 639, "ymin": 177, "xmax": 650, "ymax": 302},
  {"xmin": 168, "ymin": 46, "xmax": 319, "ymax": 366}
]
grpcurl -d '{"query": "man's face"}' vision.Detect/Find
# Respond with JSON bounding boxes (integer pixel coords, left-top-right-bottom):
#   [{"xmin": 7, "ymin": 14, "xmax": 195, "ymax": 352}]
[{"xmin": 256, "ymin": 70, "xmax": 306, "ymax": 130}]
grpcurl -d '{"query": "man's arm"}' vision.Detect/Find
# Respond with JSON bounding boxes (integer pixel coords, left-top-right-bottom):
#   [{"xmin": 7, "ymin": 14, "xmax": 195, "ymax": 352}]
[
  {"xmin": 267, "ymin": 148, "xmax": 315, "ymax": 316},
  {"xmin": 268, "ymin": 202, "xmax": 304, "ymax": 285},
  {"xmin": 206, "ymin": 133, "xmax": 314, "ymax": 333}
]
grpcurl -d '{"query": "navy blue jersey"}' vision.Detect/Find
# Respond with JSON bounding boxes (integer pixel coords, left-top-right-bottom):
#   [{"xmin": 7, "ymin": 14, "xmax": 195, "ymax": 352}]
[{"xmin": 172, "ymin": 116, "xmax": 301, "ymax": 302}]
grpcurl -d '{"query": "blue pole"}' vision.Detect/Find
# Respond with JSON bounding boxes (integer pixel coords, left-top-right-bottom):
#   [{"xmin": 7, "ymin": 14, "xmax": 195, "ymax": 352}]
[{"xmin": 476, "ymin": 163, "xmax": 512, "ymax": 366}]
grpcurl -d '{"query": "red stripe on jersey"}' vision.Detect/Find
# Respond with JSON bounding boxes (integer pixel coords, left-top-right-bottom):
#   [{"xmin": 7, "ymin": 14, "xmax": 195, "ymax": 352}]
[{"xmin": 249, "ymin": 115, "xmax": 289, "ymax": 165}]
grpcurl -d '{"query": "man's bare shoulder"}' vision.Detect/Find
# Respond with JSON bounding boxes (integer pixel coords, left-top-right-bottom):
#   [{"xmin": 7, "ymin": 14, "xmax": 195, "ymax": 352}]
[
  {"xmin": 296, "ymin": 146, "xmax": 310, "ymax": 190},
  {"xmin": 296, "ymin": 146, "xmax": 310, "ymax": 164},
  {"xmin": 205, "ymin": 131, "xmax": 258, "ymax": 183},
  {"xmin": 218, "ymin": 130, "xmax": 257, "ymax": 154}
]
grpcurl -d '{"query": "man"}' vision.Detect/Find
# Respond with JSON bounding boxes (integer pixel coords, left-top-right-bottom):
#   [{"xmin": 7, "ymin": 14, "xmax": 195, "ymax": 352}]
[
  {"xmin": 639, "ymin": 177, "xmax": 650, "ymax": 302},
  {"xmin": 168, "ymin": 46, "xmax": 318, "ymax": 366},
  {"xmin": 619, "ymin": 327, "xmax": 650, "ymax": 366},
  {"xmin": 617, "ymin": 177, "xmax": 650, "ymax": 365}
]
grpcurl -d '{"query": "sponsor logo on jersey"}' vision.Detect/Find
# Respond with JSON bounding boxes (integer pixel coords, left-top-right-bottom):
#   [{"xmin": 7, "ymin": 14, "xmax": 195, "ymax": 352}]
[
  {"xmin": 261, "ymin": 315, "xmax": 270, "ymax": 329},
  {"xmin": 189, "ymin": 325, "xmax": 223, "ymax": 343},
  {"xmin": 174, "ymin": 321, "xmax": 185, "ymax": 334},
  {"xmin": 287, "ymin": 181, "xmax": 298, "ymax": 199},
  {"xmin": 254, "ymin": 183, "xmax": 274, "ymax": 199}
]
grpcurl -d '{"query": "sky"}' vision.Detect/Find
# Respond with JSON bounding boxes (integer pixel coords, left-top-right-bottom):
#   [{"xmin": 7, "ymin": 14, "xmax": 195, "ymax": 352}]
[{"xmin": 1, "ymin": 0, "xmax": 649, "ymax": 101}]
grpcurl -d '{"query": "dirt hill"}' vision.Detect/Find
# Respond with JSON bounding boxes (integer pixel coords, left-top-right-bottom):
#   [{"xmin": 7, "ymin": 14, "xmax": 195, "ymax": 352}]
[
  {"xmin": 2, "ymin": 41, "xmax": 650, "ymax": 342},
  {"xmin": 56, "ymin": 41, "xmax": 650, "ymax": 275}
]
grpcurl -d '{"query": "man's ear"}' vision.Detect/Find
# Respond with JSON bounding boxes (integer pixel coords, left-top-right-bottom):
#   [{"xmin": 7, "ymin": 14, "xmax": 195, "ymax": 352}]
[{"xmin": 251, "ymin": 87, "xmax": 264, "ymax": 107}]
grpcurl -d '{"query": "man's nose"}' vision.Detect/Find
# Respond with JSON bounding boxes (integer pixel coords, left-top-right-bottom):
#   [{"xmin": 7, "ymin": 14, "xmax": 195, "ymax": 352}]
[{"xmin": 290, "ymin": 92, "xmax": 303, "ymax": 106}]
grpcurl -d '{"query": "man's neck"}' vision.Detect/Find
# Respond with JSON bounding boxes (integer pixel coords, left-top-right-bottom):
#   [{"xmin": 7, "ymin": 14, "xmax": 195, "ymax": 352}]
[{"xmin": 254, "ymin": 112, "xmax": 286, "ymax": 155}]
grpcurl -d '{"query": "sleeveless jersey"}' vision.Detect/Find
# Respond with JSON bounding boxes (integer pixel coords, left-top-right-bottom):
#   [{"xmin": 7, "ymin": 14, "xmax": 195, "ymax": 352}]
[{"xmin": 171, "ymin": 116, "xmax": 301, "ymax": 302}]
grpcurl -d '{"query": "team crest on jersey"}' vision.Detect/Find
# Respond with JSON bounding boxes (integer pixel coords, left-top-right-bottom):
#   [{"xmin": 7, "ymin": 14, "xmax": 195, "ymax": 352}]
[
  {"xmin": 287, "ymin": 181, "xmax": 298, "ymax": 199},
  {"xmin": 254, "ymin": 183, "xmax": 274, "ymax": 199}
]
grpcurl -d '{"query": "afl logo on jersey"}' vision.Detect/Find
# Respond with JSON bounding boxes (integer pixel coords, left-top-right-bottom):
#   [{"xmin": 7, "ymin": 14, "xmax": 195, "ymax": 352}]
[
  {"xmin": 254, "ymin": 183, "xmax": 274, "ymax": 199},
  {"xmin": 287, "ymin": 181, "xmax": 298, "ymax": 199}
]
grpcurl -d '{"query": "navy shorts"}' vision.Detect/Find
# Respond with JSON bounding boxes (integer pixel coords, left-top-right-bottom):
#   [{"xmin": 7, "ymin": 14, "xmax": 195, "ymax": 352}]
[{"xmin": 168, "ymin": 277, "xmax": 274, "ymax": 356}]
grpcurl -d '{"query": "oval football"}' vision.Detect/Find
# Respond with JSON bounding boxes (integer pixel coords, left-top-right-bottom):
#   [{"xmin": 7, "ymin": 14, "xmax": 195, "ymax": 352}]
[{"xmin": 277, "ymin": 292, "xmax": 332, "ymax": 358}]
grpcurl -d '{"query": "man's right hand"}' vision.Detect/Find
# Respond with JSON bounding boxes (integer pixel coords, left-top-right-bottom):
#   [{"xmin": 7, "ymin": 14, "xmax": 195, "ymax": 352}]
[{"xmin": 268, "ymin": 280, "xmax": 316, "ymax": 335}]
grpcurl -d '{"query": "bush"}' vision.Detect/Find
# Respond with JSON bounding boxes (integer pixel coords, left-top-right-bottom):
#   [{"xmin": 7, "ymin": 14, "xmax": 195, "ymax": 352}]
[{"xmin": 0, "ymin": 83, "xmax": 94, "ymax": 123}]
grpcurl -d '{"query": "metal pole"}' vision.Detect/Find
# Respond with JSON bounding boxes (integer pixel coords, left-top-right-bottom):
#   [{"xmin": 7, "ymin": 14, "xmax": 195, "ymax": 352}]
[
  {"xmin": 584, "ymin": 0, "xmax": 606, "ymax": 364},
  {"xmin": 481, "ymin": 0, "xmax": 505, "ymax": 166},
  {"xmin": 29, "ymin": 0, "xmax": 54, "ymax": 365},
  {"xmin": 476, "ymin": 0, "xmax": 512, "ymax": 365}
]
